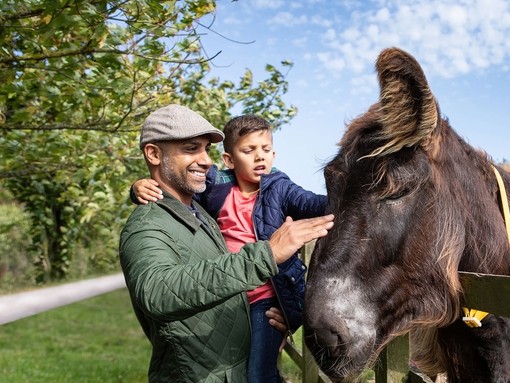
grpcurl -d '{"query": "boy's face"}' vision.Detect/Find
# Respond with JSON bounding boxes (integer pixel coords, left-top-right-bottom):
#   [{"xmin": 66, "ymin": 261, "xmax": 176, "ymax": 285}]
[{"xmin": 222, "ymin": 129, "xmax": 275, "ymax": 193}]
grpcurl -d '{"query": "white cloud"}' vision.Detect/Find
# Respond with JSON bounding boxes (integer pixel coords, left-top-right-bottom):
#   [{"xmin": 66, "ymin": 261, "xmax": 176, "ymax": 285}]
[
  {"xmin": 317, "ymin": 0, "xmax": 510, "ymax": 81},
  {"xmin": 266, "ymin": 37, "xmax": 278, "ymax": 47},
  {"xmin": 296, "ymin": 78, "xmax": 309, "ymax": 88},
  {"xmin": 302, "ymin": 52, "xmax": 313, "ymax": 61},
  {"xmin": 374, "ymin": 7, "xmax": 390, "ymax": 22},
  {"xmin": 270, "ymin": 12, "xmax": 308, "ymax": 26},
  {"xmin": 213, "ymin": 0, "xmax": 510, "ymax": 104},
  {"xmin": 350, "ymin": 73, "xmax": 378, "ymax": 97},
  {"xmin": 252, "ymin": 0, "xmax": 285, "ymax": 9},
  {"xmin": 292, "ymin": 37, "xmax": 308, "ymax": 48},
  {"xmin": 317, "ymin": 51, "xmax": 345, "ymax": 72},
  {"xmin": 221, "ymin": 15, "xmax": 243, "ymax": 26},
  {"xmin": 310, "ymin": 14, "xmax": 334, "ymax": 28}
]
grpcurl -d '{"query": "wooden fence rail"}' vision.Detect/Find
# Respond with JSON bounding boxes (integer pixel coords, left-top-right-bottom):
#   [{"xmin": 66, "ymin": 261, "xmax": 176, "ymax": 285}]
[{"xmin": 281, "ymin": 245, "xmax": 510, "ymax": 383}]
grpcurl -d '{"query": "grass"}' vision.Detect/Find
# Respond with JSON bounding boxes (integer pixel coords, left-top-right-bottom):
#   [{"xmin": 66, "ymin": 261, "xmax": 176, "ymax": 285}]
[
  {"xmin": 280, "ymin": 329, "xmax": 305, "ymax": 382},
  {"xmin": 0, "ymin": 285, "xmax": 373, "ymax": 383},
  {"xmin": 0, "ymin": 288, "xmax": 150, "ymax": 383},
  {"xmin": 0, "ymin": 286, "xmax": 309, "ymax": 382}
]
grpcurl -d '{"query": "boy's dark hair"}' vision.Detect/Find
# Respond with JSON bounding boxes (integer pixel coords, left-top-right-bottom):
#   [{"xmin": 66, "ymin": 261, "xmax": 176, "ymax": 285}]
[{"xmin": 223, "ymin": 115, "xmax": 272, "ymax": 153}]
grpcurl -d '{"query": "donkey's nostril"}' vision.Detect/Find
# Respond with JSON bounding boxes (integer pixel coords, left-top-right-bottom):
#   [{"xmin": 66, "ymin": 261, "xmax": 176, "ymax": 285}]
[{"xmin": 306, "ymin": 327, "xmax": 345, "ymax": 359}]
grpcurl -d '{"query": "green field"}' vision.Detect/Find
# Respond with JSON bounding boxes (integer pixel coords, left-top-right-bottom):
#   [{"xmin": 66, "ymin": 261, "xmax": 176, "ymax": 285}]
[
  {"xmin": 0, "ymin": 288, "xmax": 306, "ymax": 382},
  {"xmin": 0, "ymin": 288, "xmax": 150, "ymax": 383},
  {"xmin": 0, "ymin": 286, "xmax": 376, "ymax": 382}
]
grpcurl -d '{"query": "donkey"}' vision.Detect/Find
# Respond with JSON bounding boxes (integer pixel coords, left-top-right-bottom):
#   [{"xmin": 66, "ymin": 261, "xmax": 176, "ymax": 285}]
[{"xmin": 303, "ymin": 47, "xmax": 510, "ymax": 383}]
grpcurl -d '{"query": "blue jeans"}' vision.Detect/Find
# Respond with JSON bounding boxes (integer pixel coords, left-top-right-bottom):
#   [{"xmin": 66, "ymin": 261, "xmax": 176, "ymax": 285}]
[{"xmin": 247, "ymin": 298, "xmax": 283, "ymax": 383}]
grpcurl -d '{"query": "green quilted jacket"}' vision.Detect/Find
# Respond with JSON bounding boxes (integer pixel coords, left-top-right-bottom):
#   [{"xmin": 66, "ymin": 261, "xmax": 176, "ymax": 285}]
[{"xmin": 119, "ymin": 193, "xmax": 278, "ymax": 383}]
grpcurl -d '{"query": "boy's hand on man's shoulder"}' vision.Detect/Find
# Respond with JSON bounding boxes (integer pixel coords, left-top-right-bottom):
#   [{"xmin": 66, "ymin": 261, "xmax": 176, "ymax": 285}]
[{"xmin": 134, "ymin": 178, "xmax": 163, "ymax": 204}]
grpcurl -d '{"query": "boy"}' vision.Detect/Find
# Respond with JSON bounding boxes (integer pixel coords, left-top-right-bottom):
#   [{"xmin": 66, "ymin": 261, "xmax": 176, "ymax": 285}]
[{"xmin": 132, "ymin": 114, "xmax": 327, "ymax": 383}]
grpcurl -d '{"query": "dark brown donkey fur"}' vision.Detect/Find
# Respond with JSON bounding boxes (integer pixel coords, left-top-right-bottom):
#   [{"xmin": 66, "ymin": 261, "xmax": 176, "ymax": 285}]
[{"xmin": 303, "ymin": 47, "xmax": 510, "ymax": 383}]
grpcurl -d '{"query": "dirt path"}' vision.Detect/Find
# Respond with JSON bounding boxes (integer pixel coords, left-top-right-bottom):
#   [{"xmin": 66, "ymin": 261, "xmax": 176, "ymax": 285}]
[{"xmin": 0, "ymin": 273, "xmax": 125, "ymax": 325}]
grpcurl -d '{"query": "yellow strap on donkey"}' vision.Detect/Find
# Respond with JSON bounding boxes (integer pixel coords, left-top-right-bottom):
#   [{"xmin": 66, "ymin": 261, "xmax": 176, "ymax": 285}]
[
  {"xmin": 493, "ymin": 165, "xmax": 510, "ymax": 241},
  {"xmin": 462, "ymin": 166, "xmax": 509, "ymax": 328}
]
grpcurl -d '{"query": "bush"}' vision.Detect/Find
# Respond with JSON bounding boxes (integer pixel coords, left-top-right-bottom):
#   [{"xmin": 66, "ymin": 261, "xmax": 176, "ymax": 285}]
[{"xmin": 0, "ymin": 199, "xmax": 34, "ymax": 292}]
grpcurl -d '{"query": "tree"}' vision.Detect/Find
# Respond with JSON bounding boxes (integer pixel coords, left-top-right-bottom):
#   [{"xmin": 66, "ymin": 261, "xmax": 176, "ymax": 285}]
[{"xmin": 0, "ymin": 0, "xmax": 296, "ymax": 282}]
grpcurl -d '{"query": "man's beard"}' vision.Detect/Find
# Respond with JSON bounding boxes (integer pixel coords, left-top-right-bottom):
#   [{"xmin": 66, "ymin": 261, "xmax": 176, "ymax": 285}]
[{"xmin": 161, "ymin": 154, "xmax": 206, "ymax": 195}]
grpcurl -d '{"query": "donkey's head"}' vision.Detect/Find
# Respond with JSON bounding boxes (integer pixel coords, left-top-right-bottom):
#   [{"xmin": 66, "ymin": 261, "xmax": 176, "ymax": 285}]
[{"xmin": 303, "ymin": 47, "xmax": 510, "ymax": 381}]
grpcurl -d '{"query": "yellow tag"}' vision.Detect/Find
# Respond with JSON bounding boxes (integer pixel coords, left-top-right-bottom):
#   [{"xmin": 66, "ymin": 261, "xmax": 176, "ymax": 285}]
[
  {"xmin": 462, "ymin": 317, "xmax": 482, "ymax": 328},
  {"xmin": 462, "ymin": 307, "xmax": 489, "ymax": 328}
]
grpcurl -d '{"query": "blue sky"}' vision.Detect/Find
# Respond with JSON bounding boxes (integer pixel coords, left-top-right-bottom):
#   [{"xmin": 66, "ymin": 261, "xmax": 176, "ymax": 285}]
[{"xmin": 199, "ymin": 0, "xmax": 510, "ymax": 194}]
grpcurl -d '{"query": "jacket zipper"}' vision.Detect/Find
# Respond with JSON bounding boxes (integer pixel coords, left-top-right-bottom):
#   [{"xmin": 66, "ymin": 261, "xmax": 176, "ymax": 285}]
[
  {"xmin": 270, "ymin": 278, "xmax": 295, "ymax": 345},
  {"xmin": 253, "ymin": 188, "xmax": 295, "ymax": 345}
]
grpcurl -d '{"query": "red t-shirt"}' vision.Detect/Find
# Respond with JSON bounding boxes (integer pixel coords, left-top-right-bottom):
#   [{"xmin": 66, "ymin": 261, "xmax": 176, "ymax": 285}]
[{"xmin": 217, "ymin": 185, "xmax": 275, "ymax": 304}]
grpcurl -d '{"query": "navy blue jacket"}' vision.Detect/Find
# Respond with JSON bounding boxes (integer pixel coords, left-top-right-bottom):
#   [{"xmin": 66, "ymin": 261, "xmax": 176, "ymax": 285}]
[{"xmin": 194, "ymin": 166, "xmax": 327, "ymax": 332}]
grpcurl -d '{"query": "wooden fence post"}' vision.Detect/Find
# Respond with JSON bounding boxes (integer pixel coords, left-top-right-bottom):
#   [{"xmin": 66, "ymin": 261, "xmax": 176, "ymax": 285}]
[
  {"xmin": 299, "ymin": 243, "xmax": 332, "ymax": 383},
  {"xmin": 374, "ymin": 334, "xmax": 410, "ymax": 383},
  {"xmin": 302, "ymin": 343, "xmax": 320, "ymax": 383}
]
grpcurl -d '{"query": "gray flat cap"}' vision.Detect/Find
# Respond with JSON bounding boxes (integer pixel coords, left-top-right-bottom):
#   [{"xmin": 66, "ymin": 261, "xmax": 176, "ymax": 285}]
[{"xmin": 139, "ymin": 104, "xmax": 224, "ymax": 149}]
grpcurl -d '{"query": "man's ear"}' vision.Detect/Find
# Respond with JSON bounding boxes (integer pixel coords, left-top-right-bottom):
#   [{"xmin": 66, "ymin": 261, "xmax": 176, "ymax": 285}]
[
  {"xmin": 222, "ymin": 153, "xmax": 235, "ymax": 170},
  {"xmin": 144, "ymin": 144, "xmax": 162, "ymax": 166}
]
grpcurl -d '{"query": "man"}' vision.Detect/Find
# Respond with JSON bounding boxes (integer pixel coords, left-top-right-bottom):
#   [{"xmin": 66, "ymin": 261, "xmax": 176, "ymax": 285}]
[{"xmin": 119, "ymin": 104, "xmax": 334, "ymax": 383}]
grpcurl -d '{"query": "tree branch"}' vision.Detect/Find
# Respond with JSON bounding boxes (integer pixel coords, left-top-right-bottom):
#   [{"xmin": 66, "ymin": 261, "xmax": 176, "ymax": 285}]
[
  {"xmin": 0, "ymin": 0, "xmax": 105, "ymax": 23},
  {"xmin": 0, "ymin": 47, "xmax": 125, "ymax": 65},
  {"xmin": 0, "ymin": 46, "xmax": 221, "ymax": 66}
]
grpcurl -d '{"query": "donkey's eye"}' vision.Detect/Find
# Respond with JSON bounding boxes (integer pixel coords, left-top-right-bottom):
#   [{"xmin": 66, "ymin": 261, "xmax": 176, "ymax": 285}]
[
  {"xmin": 385, "ymin": 197, "xmax": 404, "ymax": 206},
  {"xmin": 384, "ymin": 188, "xmax": 410, "ymax": 205}
]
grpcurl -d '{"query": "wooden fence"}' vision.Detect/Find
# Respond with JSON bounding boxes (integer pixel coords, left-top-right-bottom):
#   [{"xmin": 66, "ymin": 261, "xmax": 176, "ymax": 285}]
[{"xmin": 280, "ymin": 244, "xmax": 510, "ymax": 383}]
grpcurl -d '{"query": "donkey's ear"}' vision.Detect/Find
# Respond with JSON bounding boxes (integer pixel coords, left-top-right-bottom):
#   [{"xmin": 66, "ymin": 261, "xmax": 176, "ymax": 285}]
[{"xmin": 370, "ymin": 47, "xmax": 439, "ymax": 157}]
